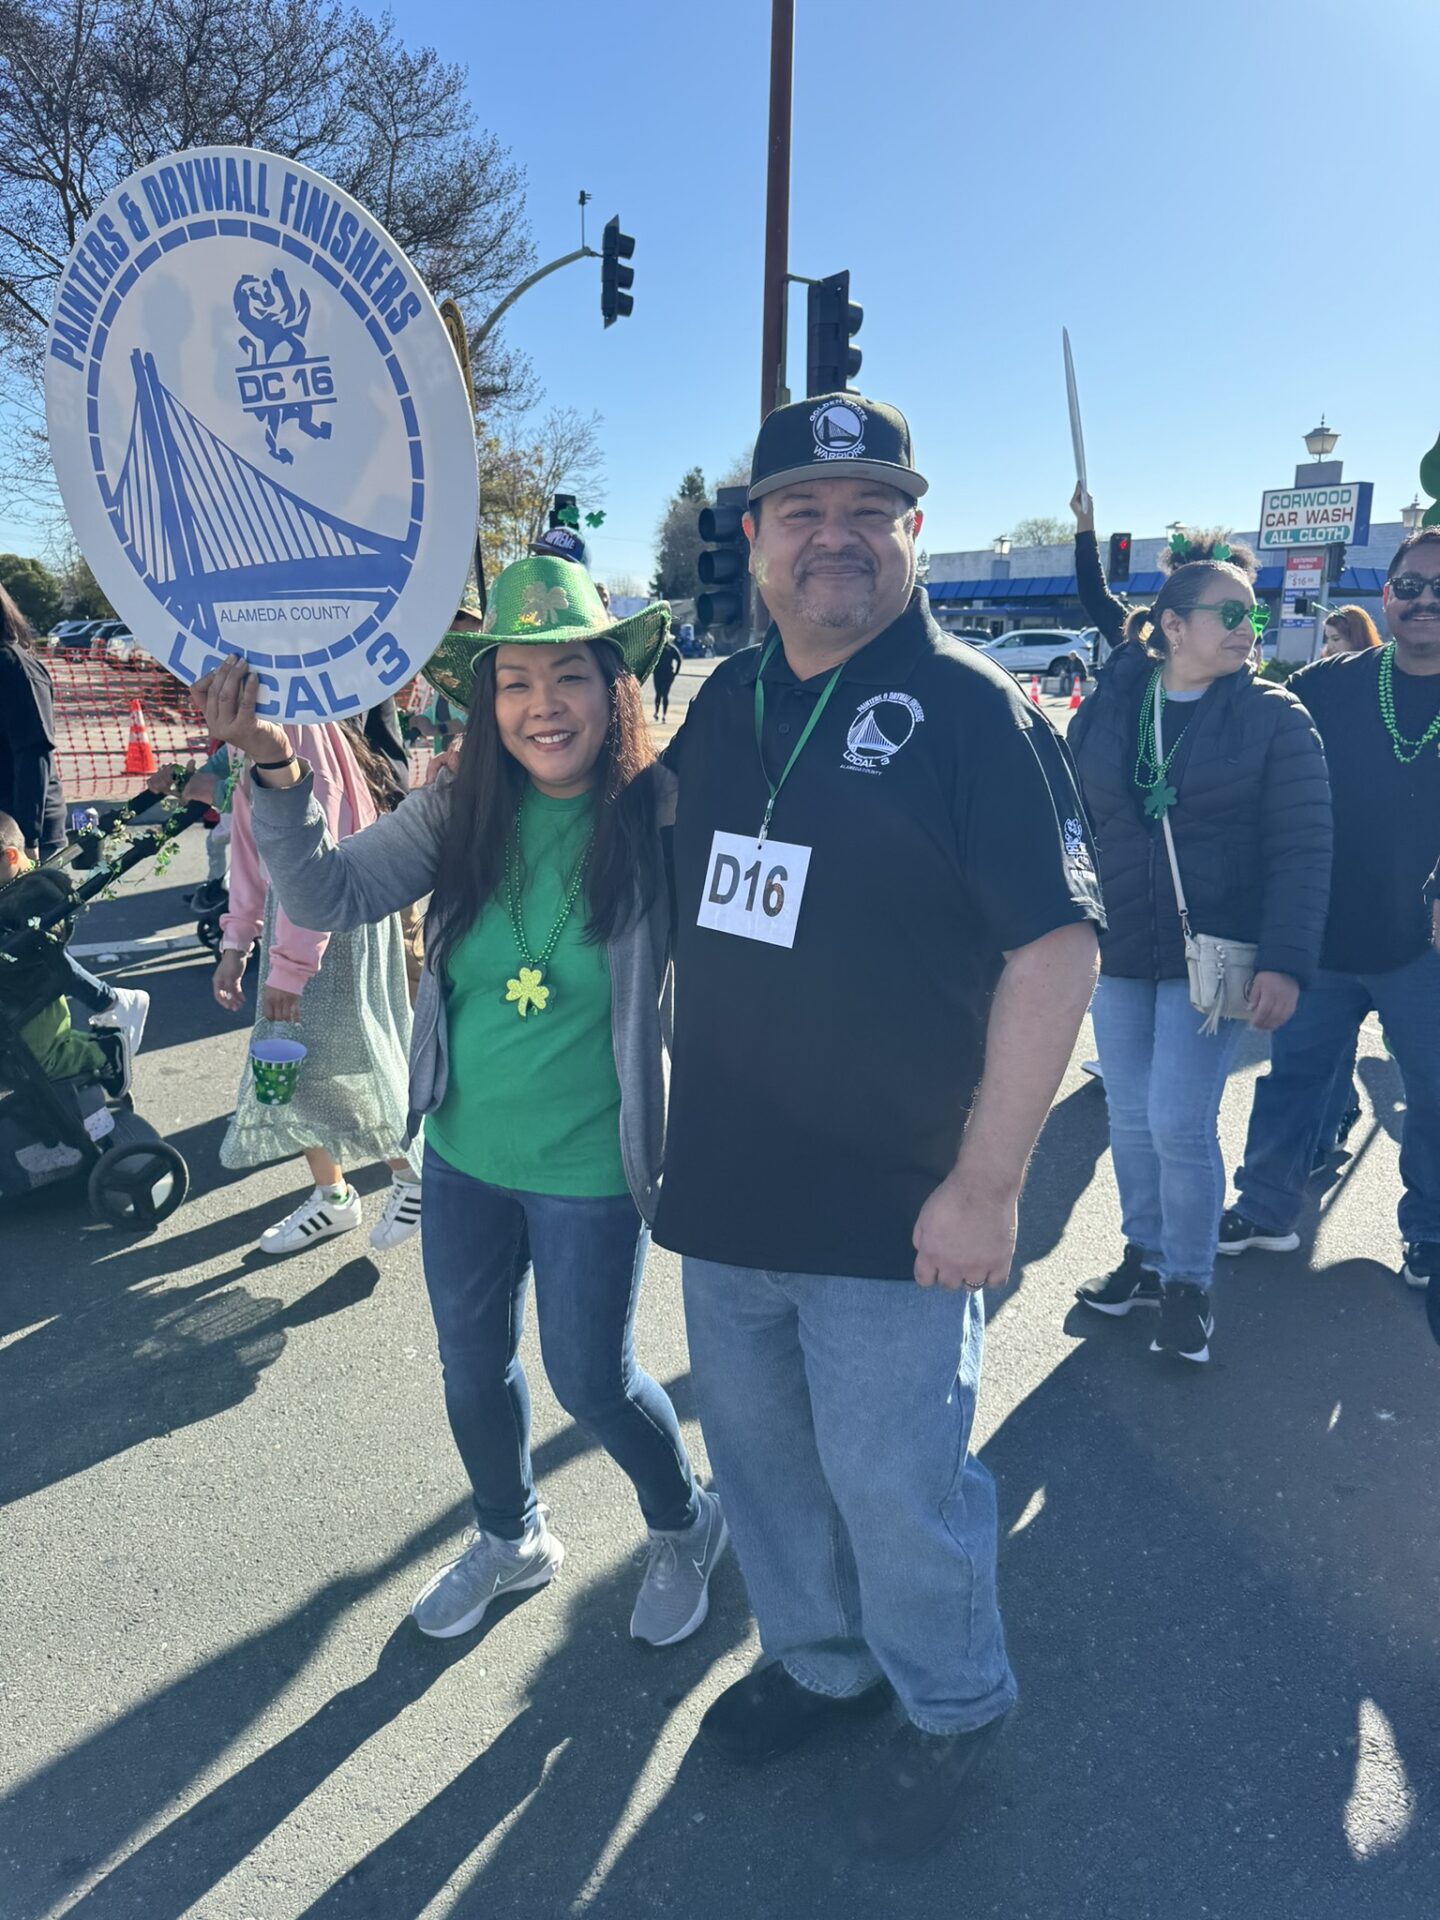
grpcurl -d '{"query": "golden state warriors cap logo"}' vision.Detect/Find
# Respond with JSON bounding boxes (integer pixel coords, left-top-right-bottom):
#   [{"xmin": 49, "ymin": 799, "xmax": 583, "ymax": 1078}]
[{"xmin": 45, "ymin": 146, "xmax": 478, "ymax": 721}]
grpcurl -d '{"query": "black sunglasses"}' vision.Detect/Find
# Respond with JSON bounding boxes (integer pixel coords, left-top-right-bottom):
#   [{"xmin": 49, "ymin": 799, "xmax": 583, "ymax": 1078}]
[{"xmin": 1388, "ymin": 573, "xmax": 1440, "ymax": 601}]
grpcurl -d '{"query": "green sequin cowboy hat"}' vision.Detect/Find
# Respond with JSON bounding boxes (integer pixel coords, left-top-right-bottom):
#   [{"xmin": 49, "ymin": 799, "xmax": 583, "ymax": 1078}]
[{"xmin": 423, "ymin": 555, "xmax": 672, "ymax": 711}]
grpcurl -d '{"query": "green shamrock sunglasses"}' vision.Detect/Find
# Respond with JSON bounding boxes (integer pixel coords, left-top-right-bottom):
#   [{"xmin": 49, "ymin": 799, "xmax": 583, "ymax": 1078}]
[{"xmin": 1187, "ymin": 600, "xmax": 1271, "ymax": 636}]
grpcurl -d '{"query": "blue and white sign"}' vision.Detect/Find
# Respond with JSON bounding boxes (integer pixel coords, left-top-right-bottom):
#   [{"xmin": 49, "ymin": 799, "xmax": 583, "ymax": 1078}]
[{"xmin": 45, "ymin": 147, "xmax": 479, "ymax": 721}]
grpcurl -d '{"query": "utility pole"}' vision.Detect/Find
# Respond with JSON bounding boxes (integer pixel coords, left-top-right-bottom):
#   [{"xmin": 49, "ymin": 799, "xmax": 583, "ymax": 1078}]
[{"xmin": 761, "ymin": 0, "xmax": 794, "ymax": 422}]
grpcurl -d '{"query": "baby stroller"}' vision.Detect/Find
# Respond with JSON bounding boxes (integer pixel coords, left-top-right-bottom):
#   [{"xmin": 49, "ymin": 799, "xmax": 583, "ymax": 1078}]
[{"xmin": 0, "ymin": 825, "xmax": 190, "ymax": 1230}]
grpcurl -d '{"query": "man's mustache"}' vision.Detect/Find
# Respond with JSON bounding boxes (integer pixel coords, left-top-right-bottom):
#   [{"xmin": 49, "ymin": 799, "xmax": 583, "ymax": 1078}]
[{"xmin": 797, "ymin": 552, "xmax": 876, "ymax": 582}]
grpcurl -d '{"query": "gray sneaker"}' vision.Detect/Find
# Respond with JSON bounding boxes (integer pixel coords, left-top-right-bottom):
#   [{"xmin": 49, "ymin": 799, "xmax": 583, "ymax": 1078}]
[
  {"xmin": 410, "ymin": 1516, "xmax": 564, "ymax": 1639},
  {"xmin": 630, "ymin": 1487, "xmax": 729, "ymax": 1647}
]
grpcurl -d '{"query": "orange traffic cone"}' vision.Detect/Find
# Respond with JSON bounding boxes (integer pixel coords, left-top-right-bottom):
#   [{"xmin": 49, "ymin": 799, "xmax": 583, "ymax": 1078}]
[
  {"xmin": 124, "ymin": 697, "xmax": 158, "ymax": 776},
  {"xmin": 1029, "ymin": 674, "xmax": 1041, "ymax": 706},
  {"xmin": 1069, "ymin": 678, "xmax": 1083, "ymax": 711}
]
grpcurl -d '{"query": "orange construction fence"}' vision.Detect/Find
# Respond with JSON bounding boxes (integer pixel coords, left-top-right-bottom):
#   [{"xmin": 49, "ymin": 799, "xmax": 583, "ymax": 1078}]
[{"xmin": 44, "ymin": 644, "xmax": 436, "ymax": 800}]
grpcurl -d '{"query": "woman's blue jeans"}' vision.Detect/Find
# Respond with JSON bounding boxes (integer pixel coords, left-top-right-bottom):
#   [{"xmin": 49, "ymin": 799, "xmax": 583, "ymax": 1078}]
[
  {"xmin": 420, "ymin": 1144, "xmax": 700, "ymax": 1541},
  {"xmin": 1091, "ymin": 975, "xmax": 1245, "ymax": 1287}
]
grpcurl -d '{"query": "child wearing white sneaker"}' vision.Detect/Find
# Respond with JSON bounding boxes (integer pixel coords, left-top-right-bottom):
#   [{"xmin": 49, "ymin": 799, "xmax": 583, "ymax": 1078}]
[{"xmin": 213, "ymin": 720, "xmax": 421, "ymax": 1255}]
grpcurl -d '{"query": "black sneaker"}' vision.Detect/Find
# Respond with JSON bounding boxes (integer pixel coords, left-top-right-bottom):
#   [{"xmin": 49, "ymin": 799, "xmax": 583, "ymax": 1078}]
[
  {"xmin": 1217, "ymin": 1208, "xmax": 1300, "ymax": 1255},
  {"xmin": 698, "ymin": 1663, "xmax": 890, "ymax": 1766},
  {"xmin": 1401, "ymin": 1242, "xmax": 1440, "ymax": 1291},
  {"xmin": 847, "ymin": 1711, "xmax": 1011, "ymax": 1858},
  {"xmin": 1076, "ymin": 1244, "xmax": 1161, "ymax": 1316},
  {"xmin": 1150, "ymin": 1282, "xmax": 1214, "ymax": 1363}
]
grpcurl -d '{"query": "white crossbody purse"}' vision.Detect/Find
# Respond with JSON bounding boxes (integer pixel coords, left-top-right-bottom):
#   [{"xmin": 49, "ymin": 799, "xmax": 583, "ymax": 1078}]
[{"xmin": 1153, "ymin": 677, "xmax": 1257, "ymax": 1034}]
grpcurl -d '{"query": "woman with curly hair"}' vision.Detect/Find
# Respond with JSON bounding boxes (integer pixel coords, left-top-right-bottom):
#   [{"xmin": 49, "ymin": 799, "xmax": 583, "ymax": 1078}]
[{"xmin": 1067, "ymin": 531, "xmax": 1332, "ymax": 1364}]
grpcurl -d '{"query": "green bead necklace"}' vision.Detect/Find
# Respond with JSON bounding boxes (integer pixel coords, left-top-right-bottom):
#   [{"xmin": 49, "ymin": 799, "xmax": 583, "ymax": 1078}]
[
  {"xmin": 1377, "ymin": 641, "xmax": 1440, "ymax": 765},
  {"xmin": 501, "ymin": 803, "xmax": 593, "ymax": 1018},
  {"xmin": 1134, "ymin": 664, "xmax": 1180, "ymax": 819}
]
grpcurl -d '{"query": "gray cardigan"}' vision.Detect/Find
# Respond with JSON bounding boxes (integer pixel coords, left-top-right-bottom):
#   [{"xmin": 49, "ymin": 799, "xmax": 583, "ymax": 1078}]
[{"xmin": 247, "ymin": 765, "xmax": 675, "ymax": 1222}]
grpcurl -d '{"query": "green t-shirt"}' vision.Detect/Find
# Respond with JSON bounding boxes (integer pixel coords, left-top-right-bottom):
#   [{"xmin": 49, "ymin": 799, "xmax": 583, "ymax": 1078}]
[{"xmin": 427, "ymin": 785, "xmax": 628, "ymax": 1197}]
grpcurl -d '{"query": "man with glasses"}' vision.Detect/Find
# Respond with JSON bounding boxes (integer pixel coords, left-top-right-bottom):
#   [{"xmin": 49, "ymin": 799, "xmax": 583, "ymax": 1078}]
[{"xmin": 1222, "ymin": 530, "xmax": 1440, "ymax": 1297}]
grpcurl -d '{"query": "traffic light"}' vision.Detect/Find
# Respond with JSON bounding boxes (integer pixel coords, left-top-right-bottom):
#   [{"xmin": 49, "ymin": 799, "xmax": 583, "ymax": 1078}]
[
  {"xmin": 806, "ymin": 271, "xmax": 863, "ymax": 396},
  {"xmin": 1326, "ymin": 542, "xmax": 1346, "ymax": 586},
  {"xmin": 696, "ymin": 484, "xmax": 751, "ymax": 644},
  {"xmin": 601, "ymin": 217, "xmax": 635, "ymax": 327},
  {"xmin": 1108, "ymin": 531, "xmax": 1132, "ymax": 583}
]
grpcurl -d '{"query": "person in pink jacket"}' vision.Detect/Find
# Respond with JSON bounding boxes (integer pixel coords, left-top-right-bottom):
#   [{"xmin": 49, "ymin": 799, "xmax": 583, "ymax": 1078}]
[{"xmin": 214, "ymin": 719, "xmax": 421, "ymax": 1255}]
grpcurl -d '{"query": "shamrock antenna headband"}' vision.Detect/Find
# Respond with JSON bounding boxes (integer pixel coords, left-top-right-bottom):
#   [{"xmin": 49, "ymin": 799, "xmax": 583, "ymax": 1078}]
[{"xmin": 1167, "ymin": 532, "xmax": 1233, "ymax": 565}]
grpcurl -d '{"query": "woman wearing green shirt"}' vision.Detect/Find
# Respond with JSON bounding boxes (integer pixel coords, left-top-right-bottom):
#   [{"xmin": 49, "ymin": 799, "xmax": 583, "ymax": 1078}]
[{"xmin": 196, "ymin": 558, "xmax": 725, "ymax": 1650}]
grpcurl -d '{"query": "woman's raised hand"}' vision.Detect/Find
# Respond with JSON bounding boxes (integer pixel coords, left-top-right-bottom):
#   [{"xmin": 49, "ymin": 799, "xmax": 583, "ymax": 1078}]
[
  {"xmin": 194, "ymin": 656, "xmax": 291, "ymax": 764},
  {"xmin": 1070, "ymin": 481, "xmax": 1095, "ymax": 533}
]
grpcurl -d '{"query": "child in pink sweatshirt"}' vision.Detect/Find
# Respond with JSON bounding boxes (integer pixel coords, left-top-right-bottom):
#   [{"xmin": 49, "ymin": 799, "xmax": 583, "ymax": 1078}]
[{"xmin": 216, "ymin": 720, "xmax": 422, "ymax": 1255}]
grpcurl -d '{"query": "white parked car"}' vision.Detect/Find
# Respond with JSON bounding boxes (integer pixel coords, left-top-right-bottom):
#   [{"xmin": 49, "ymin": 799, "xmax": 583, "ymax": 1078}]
[{"xmin": 980, "ymin": 629, "xmax": 1089, "ymax": 681}]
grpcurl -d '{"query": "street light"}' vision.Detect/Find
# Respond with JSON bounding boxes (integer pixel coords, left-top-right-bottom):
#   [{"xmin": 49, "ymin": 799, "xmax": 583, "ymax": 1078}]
[
  {"xmin": 1401, "ymin": 495, "xmax": 1425, "ymax": 533},
  {"xmin": 1304, "ymin": 416, "xmax": 1339, "ymax": 459},
  {"xmin": 992, "ymin": 535, "xmax": 1011, "ymax": 556}
]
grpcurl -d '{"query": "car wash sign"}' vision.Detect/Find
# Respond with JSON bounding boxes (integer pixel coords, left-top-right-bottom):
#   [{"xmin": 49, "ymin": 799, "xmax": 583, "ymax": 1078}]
[
  {"xmin": 45, "ymin": 147, "xmax": 478, "ymax": 721},
  {"xmin": 1257, "ymin": 481, "xmax": 1373, "ymax": 551}
]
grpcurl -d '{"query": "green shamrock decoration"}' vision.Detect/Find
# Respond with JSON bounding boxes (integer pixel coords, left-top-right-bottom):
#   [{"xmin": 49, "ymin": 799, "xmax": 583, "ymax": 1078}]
[
  {"xmin": 1418, "ymin": 432, "xmax": 1440, "ymax": 527},
  {"xmin": 1144, "ymin": 783, "xmax": 1177, "ymax": 820},
  {"xmin": 506, "ymin": 966, "xmax": 550, "ymax": 1017},
  {"xmin": 555, "ymin": 503, "xmax": 581, "ymax": 528},
  {"xmin": 584, "ymin": 510, "xmax": 605, "ymax": 528}
]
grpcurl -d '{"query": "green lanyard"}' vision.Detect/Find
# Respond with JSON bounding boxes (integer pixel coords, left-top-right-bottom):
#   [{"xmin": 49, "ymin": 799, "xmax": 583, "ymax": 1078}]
[{"xmin": 752, "ymin": 635, "xmax": 846, "ymax": 844}]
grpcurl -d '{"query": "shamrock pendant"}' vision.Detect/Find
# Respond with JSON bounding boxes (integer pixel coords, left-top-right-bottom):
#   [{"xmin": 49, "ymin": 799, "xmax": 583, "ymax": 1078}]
[
  {"xmin": 1144, "ymin": 782, "xmax": 1177, "ymax": 820},
  {"xmin": 506, "ymin": 965, "xmax": 550, "ymax": 1017}
]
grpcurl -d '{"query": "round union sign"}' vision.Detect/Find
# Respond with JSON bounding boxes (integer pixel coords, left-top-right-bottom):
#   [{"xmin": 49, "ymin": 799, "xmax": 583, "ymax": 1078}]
[{"xmin": 44, "ymin": 146, "xmax": 479, "ymax": 722}]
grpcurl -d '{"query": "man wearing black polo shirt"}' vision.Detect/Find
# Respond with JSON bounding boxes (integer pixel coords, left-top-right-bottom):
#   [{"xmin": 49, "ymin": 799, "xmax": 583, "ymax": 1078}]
[
  {"xmin": 659, "ymin": 394, "xmax": 1103, "ymax": 1858},
  {"xmin": 1223, "ymin": 528, "xmax": 1440, "ymax": 1292}
]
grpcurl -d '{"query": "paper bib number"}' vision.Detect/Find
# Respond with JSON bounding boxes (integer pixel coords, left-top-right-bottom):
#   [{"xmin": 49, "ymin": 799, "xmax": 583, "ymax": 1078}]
[{"xmin": 696, "ymin": 831, "xmax": 811, "ymax": 949}]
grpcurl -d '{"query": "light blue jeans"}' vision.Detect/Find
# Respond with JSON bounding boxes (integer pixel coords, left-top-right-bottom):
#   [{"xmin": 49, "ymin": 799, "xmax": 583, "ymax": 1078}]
[
  {"xmin": 682, "ymin": 1258, "xmax": 1016, "ymax": 1735},
  {"xmin": 1090, "ymin": 974, "xmax": 1246, "ymax": 1287}
]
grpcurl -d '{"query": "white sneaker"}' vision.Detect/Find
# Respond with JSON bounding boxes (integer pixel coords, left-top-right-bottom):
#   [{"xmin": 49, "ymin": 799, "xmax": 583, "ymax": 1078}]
[
  {"xmin": 369, "ymin": 1176, "xmax": 422, "ymax": 1249},
  {"xmin": 91, "ymin": 985, "xmax": 150, "ymax": 1059},
  {"xmin": 630, "ymin": 1487, "xmax": 729, "ymax": 1647},
  {"xmin": 1080, "ymin": 1059, "xmax": 1103, "ymax": 1081},
  {"xmin": 258, "ymin": 1184, "xmax": 362, "ymax": 1255},
  {"xmin": 411, "ymin": 1515, "xmax": 565, "ymax": 1638}
]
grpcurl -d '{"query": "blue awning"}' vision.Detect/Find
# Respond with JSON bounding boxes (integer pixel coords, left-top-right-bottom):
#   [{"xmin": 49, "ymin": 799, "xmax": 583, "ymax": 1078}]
[{"xmin": 1341, "ymin": 567, "xmax": 1386, "ymax": 594}]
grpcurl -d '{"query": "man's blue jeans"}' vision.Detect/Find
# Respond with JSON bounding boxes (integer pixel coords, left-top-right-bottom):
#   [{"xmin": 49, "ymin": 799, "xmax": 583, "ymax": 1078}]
[
  {"xmin": 421, "ymin": 1144, "xmax": 700, "ymax": 1540},
  {"xmin": 681, "ymin": 1258, "xmax": 1016, "ymax": 1736},
  {"xmin": 1090, "ymin": 975, "xmax": 1245, "ymax": 1286},
  {"xmin": 1236, "ymin": 948, "xmax": 1440, "ymax": 1242}
]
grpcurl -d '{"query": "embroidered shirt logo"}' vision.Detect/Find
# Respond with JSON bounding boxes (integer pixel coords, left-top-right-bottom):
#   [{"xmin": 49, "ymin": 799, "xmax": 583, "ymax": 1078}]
[
  {"xmin": 843, "ymin": 692, "xmax": 924, "ymax": 772},
  {"xmin": 1063, "ymin": 816, "xmax": 1095, "ymax": 875},
  {"xmin": 811, "ymin": 399, "xmax": 865, "ymax": 462}
]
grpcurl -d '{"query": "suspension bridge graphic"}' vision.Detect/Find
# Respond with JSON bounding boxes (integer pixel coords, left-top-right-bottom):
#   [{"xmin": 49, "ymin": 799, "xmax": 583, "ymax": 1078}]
[{"xmin": 103, "ymin": 350, "xmax": 410, "ymax": 646}]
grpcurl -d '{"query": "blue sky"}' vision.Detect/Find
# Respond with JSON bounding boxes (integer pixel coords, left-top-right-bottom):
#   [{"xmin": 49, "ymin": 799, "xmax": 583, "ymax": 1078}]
[{"xmin": 9, "ymin": 0, "xmax": 1438, "ymax": 579}]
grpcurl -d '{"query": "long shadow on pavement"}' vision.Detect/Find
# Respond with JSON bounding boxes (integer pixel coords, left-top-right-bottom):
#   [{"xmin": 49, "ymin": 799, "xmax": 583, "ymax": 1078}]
[
  {"xmin": 569, "ymin": 1268, "xmax": 1437, "ymax": 1918},
  {"xmin": 1, "ymin": 1411, "xmax": 643, "ymax": 1918}
]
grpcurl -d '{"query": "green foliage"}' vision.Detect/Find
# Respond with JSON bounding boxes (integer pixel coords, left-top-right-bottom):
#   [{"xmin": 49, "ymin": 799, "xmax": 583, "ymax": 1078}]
[
  {"xmin": 0, "ymin": 553, "xmax": 61, "ymax": 632},
  {"xmin": 1258, "ymin": 658, "xmax": 1307, "ymax": 683},
  {"xmin": 57, "ymin": 552, "xmax": 114, "ymax": 619}
]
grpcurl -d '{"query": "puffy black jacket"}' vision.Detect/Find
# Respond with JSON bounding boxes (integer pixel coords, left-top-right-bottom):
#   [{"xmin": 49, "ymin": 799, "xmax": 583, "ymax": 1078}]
[{"xmin": 1068, "ymin": 642, "xmax": 1332, "ymax": 984}]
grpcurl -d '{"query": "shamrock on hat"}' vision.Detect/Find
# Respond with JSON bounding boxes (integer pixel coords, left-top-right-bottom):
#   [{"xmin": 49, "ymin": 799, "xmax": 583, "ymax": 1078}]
[{"xmin": 424, "ymin": 554, "xmax": 671, "ymax": 712}]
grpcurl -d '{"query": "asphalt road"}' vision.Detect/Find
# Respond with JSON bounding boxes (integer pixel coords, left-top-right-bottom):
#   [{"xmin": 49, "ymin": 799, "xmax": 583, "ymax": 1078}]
[{"xmin": 2, "ymin": 742, "xmax": 1437, "ymax": 1920}]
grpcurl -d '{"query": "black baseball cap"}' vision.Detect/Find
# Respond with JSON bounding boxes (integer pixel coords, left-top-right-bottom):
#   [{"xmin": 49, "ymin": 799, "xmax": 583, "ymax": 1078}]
[
  {"xmin": 748, "ymin": 393, "xmax": 928, "ymax": 504},
  {"xmin": 530, "ymin": 524, "xmax": 591, "ymax": 567}
]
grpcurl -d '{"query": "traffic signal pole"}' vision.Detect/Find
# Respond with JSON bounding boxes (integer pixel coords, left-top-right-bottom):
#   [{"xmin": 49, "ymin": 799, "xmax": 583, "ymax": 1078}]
[
  {"xmin": 469, "ymin": 247, "xmax": 598, "ymax": 351},
  {"xmin": 761, "ymin": 0, "xmax": 794, "ymax": 422}
]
